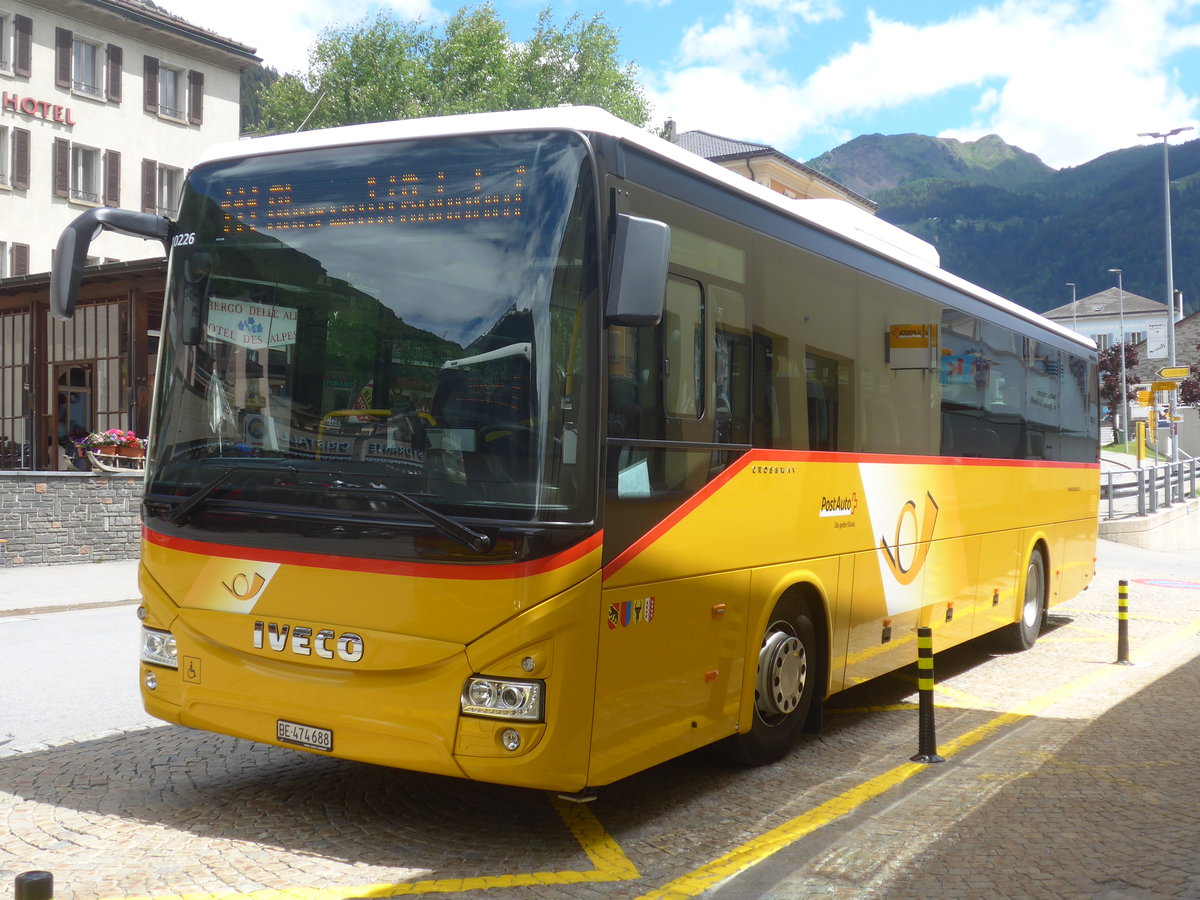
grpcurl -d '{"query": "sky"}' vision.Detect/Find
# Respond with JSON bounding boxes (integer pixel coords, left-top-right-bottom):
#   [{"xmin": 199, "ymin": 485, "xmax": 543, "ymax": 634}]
[{"xmin": 149, "ymin": 0, "xmax": 1200, "ymax": 170}]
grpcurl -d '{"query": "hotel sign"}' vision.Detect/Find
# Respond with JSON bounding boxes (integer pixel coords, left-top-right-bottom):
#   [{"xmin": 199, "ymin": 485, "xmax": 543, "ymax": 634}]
[{"xmin": 2, "ymin": 92, "xmax": 77, "ymax": 125}]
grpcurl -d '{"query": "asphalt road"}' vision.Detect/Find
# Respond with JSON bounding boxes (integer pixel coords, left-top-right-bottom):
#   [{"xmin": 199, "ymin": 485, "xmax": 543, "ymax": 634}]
[{"xmin": 0, "ymin": 604, "xmax": 160, "ymax": 752}]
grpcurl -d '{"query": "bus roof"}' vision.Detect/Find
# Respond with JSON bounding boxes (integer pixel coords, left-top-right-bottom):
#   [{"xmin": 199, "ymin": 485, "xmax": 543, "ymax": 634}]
[{"xmin": 205, "ymin": 107, "xmax": 1094, "ymax": 352}]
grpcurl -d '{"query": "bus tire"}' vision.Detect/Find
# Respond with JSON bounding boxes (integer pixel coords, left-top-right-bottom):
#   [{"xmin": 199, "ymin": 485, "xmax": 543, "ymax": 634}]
[
  {"xmin": 724, "ymin": 597, "xmax": 817, "ymax": 766},
  {"xmin": 996, "ymin": 548, "xmax": 1046, "ymax": 652}
]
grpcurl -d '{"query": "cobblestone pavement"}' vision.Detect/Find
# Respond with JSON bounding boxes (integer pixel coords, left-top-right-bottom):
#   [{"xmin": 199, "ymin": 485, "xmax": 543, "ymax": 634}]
[{"xmin": 2, "ymin": 540, "xmax": 1199, "ymax": 900}]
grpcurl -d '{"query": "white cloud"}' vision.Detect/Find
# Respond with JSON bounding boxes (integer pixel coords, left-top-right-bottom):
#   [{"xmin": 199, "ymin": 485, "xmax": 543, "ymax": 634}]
[
  {"xmin": 151, "ymin": 0, "xmax": 437, "ymax": 74},
  {"xmin": 679, "ymin": 10, "xmax": 790, "ymax": 69},
  {"xmin": 650, "ymin": 0, "xmax": 1200, "ymax": 168}
]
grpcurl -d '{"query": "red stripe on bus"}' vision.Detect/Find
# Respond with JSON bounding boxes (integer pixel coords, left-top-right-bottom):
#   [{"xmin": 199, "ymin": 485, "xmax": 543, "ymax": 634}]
[
  {"xmin": 600, "ymin": 449, "xmax": 1097, "ymax": 581},
  {"xmin": 144, "ymin": 527, "xmax": 603, "ymax": 581}
]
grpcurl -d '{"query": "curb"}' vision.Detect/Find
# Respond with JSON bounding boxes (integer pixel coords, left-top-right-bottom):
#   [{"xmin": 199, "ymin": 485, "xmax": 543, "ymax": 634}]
[{"xmin": 0, "ymin": 598, "xmax": 140, "ymax": 618}]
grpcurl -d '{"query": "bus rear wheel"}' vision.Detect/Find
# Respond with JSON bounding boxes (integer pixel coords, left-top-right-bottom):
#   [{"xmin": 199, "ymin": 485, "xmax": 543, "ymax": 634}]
[
  {"xmin": 724, "ymin": 597, "xmax": 817, "ymax": 765},
  {"xmin": 996, "ymin": 549, "xmax": 1046, "ymax": 652}
]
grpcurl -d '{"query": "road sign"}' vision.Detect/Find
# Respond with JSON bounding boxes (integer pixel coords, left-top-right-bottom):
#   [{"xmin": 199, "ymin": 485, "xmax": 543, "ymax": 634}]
[
  {"xmin": 1157, "ymin": 366, "xmax": 1190, "ymax": 379},
  {"xmin": 1151, "ymin": 380, "xmax": 1180, "ymax": 392},
  {"xmin": 1137, "ymin": 390, "xmax": 1154, "ymax": 405}
]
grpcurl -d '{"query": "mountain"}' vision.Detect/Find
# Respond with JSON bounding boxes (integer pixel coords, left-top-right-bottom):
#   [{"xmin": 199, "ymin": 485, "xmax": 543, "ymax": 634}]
[
  {"xmin": 807, "ymin": 133, "xmax": 1055, "ymax": 196},
  {"xmin": 807, "ymin": 133, "xmax": 1200, "ymax": 318}
]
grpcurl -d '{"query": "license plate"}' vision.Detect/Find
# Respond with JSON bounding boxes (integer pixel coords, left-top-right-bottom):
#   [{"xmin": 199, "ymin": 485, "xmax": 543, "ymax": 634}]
[{"xmin": 276, "ymin": 719, "xmax": 333, "ymax": 752}]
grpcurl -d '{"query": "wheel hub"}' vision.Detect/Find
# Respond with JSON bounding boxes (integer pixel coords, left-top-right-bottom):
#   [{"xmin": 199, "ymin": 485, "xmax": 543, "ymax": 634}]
[{"xmin": 755, "ymin": 628, "xmax": 806, "ymax": 722}]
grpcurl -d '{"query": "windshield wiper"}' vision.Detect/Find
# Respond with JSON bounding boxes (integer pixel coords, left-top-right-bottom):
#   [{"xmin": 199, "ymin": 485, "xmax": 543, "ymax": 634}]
[
  {"xmin": 359, "ymin": 482, "xmax": 492, "ymax": 553},
  {"xmin": 165, "ymin": 464, "xmax": 492, "ymax": 553},
  {"xmin": 168, "ymin": 465, "xmax": 241, "ymax": 525}
]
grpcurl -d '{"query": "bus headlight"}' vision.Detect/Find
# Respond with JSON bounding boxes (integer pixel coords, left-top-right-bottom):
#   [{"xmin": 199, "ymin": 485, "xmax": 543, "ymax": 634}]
[
  {"xmin": 140, "ymin": 627, "xmax": 178, "ymax": 668},
  {"xmin": 461, "ymin": 676, "xmax": 544, "ymax": 722}
]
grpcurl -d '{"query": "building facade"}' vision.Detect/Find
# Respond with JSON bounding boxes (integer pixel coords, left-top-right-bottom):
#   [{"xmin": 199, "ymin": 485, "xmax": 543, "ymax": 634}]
[
  {"xmin": 1042, "ymin": 286, "xmax": 1176, "ymax": 352},
  {"xmin": 1, "ymin": 0, "xmax": 257, "ymax": 274},
  {"xmin": 0, "ymin": 0, "xmax": 256, "ymax": 471}
]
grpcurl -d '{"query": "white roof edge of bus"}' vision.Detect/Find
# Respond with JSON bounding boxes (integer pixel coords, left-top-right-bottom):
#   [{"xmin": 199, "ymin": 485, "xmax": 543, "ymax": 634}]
[{"xmin": 207, "ymin": 106, "xmax": 1094, "ymax": 352}]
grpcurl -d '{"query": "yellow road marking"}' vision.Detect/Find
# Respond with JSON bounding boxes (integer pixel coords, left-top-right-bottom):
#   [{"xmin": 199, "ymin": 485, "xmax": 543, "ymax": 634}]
[{"xmin": 96, "ymin": 798, "xmax": 638, "ymax": 900}]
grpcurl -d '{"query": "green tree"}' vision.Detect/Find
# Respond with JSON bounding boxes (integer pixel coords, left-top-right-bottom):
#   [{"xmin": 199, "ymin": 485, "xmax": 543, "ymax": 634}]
[
  {"xmin": 257, "ymin": 4, "xmax": 649, "ymax": 134},
  {"xmin": 1098, "ymin": 342, "xmax": 1139, "ymax": 432},
  {"xmin": 240, "ymin": 64, "xmax": 279, "ymax": 133},
  {"xmin": 1179, "ymin": 338, "xmax": 1200, "ymax": 407}
]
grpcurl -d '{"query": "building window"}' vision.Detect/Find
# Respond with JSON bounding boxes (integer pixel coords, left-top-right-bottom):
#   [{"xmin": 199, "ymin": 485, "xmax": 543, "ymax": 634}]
[
  {"xmin": 144, "ymin": 56, "xmax": 203, "ymax": 124},
  {"xmin": 0, "ymin": 11, "xmax": 11, "ymax": 73},
  {"xmin": 0, "ymin": 124, "xmax": 9, "ymax": 187},
  {"xmin": 0, "ymin": 11, "xmax": 30, "ymax": 76},
  {"xmin": 73, "ymin": 38, "xmax": 104, "ymax": 97},
  {"xmin": 55, "ymin": 29, "xmax": 121, "ymax": 102},
  {"xmin": 157, "ymin": 164, "xmax": 181, "ymax": 216},
  {"xmin": 159, "ymin": 63, "xmax": 185, "ymax": 119},
  {"xmin": 1127, "ymin": 331, "xmax": 1145, "ymax": 347},
  {"xmin": 0, "ymin": 123, "xmax": 28, "ymax": 191},
  {"xmin": 71, "ymin": 145, "xmax": 100, "ymax": 203},
  {"xmin": 142, "ymin": 159, "xmax": 183, "ymax": 215},
  {"xmin": 53, "ymin": 139, "xmax": 116, "ymax": 205}
]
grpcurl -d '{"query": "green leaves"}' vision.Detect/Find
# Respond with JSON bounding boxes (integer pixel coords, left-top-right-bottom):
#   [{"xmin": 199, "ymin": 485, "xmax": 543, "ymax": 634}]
[{"xmin": 254, "ymin": 3, "xmax": 649, "ymax": 134}]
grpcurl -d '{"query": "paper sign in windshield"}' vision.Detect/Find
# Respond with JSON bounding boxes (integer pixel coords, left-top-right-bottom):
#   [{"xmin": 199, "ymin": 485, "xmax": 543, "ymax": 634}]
[{"xmin": 207, "ymin": 298, "xmax": 298, "ymax": 349}]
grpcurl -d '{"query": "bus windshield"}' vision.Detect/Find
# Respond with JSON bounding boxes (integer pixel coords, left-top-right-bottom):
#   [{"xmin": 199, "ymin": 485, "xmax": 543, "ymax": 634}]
[{"xmin": 148, "ymin": 131, "xmax": 599, "ymax": 535}]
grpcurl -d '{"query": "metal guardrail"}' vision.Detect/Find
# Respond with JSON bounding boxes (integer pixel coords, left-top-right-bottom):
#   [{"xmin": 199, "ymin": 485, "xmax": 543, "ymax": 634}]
[{"xmin": 1101, "ymin": 458, "xmax": 1200, "ymax": 519}]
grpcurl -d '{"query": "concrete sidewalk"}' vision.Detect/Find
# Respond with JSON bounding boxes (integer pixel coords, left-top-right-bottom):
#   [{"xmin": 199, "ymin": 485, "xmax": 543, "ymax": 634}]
[{"xmin": 0, "ymin": 558, "xmax": 140, "ymax": 616}]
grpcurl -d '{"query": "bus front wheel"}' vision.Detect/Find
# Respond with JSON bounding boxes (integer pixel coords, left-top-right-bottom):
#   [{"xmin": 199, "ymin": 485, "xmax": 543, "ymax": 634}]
[
  {"xmin": 996, "ymin": 549, "xmax": 1046, "ymax": 652},
  {"xmin": 725, "ymin": 597, "xmax": 817, "ymax": 765}
]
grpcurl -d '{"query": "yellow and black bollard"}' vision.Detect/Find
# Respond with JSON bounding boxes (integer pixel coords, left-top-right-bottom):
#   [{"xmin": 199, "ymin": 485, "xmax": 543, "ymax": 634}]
[
  {"xmin": 15, "ymin": 871, "xmax": 53, "ymax": 900},
  {"xmin": 1116, "ymin": 579, "xmax": 1133, "ymax": 666},
  {"xmin": 910, "ymin": 626, "xmax": 944, "ymax": 764}
]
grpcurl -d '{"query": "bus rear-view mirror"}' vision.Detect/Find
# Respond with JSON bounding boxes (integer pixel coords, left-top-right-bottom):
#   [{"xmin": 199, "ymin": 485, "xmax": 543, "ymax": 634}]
[{"xmin": 606, "ymin": 214, "xmax": 670, "ymax": 327}]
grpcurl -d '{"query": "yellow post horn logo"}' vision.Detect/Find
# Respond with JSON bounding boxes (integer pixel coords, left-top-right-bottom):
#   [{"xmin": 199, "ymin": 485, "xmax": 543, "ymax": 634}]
[
  {"xmin": 223, "ymin": 572, "xmax": 267, "ymax": 602},
  {"xmin": 880, "ymin": 492, "xmax": 939, "ymax": 586}
]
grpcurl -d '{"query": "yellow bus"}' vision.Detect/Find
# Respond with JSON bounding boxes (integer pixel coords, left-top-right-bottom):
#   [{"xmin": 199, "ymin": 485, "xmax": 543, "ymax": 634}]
[{"xmin": 51, "ymin": 106, "xmax": 1098, "ymax": 792}]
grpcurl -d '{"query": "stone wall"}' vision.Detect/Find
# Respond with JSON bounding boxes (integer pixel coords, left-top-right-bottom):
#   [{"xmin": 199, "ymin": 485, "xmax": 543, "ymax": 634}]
[{"xmin": 0, "ymin": 472, "xmax": 144, "ymax": 566}]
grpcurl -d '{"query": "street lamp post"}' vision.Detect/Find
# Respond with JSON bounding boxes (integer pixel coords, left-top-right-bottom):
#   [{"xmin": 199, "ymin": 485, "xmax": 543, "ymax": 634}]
[
  {"xmin": 1137, "ymin": 125, "xmax": 1193, "ymax": 464},
  {"xmin": 1067, "ymin": 282, "xmax": 1077, "ymax": 333},
  {"xmin": 1108, "ymin": 268, "xmax": 1128, "ymax": 444}
]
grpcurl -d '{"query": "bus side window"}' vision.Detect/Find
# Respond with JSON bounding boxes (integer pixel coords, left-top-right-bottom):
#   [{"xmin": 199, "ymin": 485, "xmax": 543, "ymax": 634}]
[
  {"xmin": 663, "ymin": 276, "xmax": 704, "ymax": 420},
  {"xmin": 712, "ymin": 286, "xmax": 749, "ymax": 445},
  {"xmin": 806, "ymin": 352, "xmax": 843, "ymax": 452}
]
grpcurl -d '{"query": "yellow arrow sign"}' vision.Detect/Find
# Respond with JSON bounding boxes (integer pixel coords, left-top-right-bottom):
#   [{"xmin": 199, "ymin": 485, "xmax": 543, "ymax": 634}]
[
  {"xmin": 1151, "ymin": 380, "xmax": 1180, "ymax": 392},
  {"xmin": 1157, "ymin": 366, "xmax": 1190, "ymax": 379}
]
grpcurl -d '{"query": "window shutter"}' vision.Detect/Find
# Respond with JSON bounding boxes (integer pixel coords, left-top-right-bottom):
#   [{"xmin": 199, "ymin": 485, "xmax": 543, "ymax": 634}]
[
  {"xmin": 143, "ymin": 56, "xmax": 159, "ymax": 113},
  {"xmin": 107, "ymin": 45, "xmax": 123, "ymax": 103},
  {"xmin": 53, "ymin": 138, "xmax": 70, "ymax": 198},
  {"xmin": 188, "ymin": 70, "xmax": 204, "ymax": 125},
  {"xmin": 14, "ymin": 15, "xmax": 32, "ymax": 77},
  {"xmin": 55, "ymin": 28, "xmax": 73, "ymax": 89},
  {"xmin": 13, "ymin": 243, "xmax": 30, "ymax": 277},
  {"xmin": 142, "ymin": 159, "xmax": 157, "ymax": 213},
  {"xmin": 12, "ymin": 129, "xmax": 30, "ymax": 190},
  {"xmin": 104, "ymin": 150, "xmax": 121, "ymax": 206}
]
